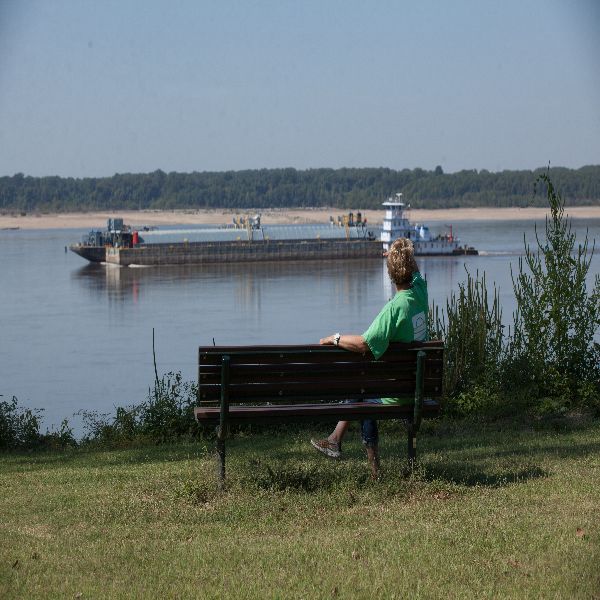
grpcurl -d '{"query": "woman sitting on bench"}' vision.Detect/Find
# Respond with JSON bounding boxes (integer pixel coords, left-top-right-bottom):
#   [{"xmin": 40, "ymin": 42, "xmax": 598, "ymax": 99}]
[{"xmin": 310, "ymin": 237, "xmax": 429, "ymax": 479}]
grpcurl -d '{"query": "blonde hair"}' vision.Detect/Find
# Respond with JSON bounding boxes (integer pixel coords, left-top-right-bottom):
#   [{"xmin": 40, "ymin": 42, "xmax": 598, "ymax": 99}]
[{"xmin": 386, "ymin": 238, "xmax": 418, "ymax": 286}]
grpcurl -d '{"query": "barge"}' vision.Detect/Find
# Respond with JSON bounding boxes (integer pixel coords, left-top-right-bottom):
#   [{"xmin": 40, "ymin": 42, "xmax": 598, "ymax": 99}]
[
  {"xmin": 69, "ymin": 217, "xmax": 381, "ymax": 265},
  {"xmin": 69, "ymin": 197, "xmax": 477, "ymax": 266}
]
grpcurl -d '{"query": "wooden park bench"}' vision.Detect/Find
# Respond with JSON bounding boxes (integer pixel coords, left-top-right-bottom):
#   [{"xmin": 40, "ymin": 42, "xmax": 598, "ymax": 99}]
[{"xmin": 194, "ymin": 341, "xmax": 444, "ymax": 485}]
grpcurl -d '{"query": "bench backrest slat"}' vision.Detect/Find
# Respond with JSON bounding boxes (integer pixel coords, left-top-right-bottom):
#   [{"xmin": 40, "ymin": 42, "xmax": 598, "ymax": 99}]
[
  {"xmin": 199, "ymin": 365, "xmax": 440, "ymax": 398},
  {"xmin": 198, "ymin": 360, "xmax": 442, "ymax": 384},
  {"xmin": 198, "ymin": 380, "xmax": 443, "ymax": 404},
  {"xmin": 199, "ymin": 342, "xmax": 442, "ymax": 366},
  {"xmin": 200, "ymin": 341, "xmax": 443, "ymax": 354}
]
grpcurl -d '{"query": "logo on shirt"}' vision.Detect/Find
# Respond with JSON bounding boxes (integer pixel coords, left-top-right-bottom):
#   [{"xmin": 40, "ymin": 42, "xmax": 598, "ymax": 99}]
[{"xmin": 412, "ymin": 312, "xmax": 427, "ymax": 340}]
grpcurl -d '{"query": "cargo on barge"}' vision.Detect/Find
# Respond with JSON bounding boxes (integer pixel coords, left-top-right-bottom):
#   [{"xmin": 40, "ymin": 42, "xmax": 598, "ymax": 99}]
[{"xmin": 69, "ymin": 216, "xmax": 381, "ymax": 265}]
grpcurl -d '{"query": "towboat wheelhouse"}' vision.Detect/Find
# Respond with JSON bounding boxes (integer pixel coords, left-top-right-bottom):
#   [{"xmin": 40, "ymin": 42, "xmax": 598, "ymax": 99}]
[{"xmin": 381, "ymin": 193, "xmax": 463, "ymax": 255}]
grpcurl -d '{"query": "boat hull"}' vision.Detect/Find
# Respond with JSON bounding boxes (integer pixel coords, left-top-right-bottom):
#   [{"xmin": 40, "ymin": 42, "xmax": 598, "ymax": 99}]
[
  {"xmin": 104, "ymin": 238, "xmax": 383, "ymax": 266},
  {"xmin": 69, "ymin": 245, "xmax": 106, "ymax": 263},
  {"xmin": 413, "ymin": 242, "xmax": 478, "ymax": 256},
  {"xmin": 451, "ymin": 247, "xmax": 478, "ymax": 256},
  {"xmin": 69, "ymin": 238, "xmax": 478, "ymax": 265}
]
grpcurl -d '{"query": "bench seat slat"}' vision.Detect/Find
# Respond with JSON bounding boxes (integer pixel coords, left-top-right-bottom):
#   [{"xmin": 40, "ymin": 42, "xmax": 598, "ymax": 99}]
[
  {"xmin": 197, "ymin": 394, "xmax": 435, "ymax": 406},
  {"xmin": 194, "ymin": 399, "xmax": 441, "ymax": 424},
  {"xmin": 198, "ymin": 381, "xmax": 443, "ymax": 399}
]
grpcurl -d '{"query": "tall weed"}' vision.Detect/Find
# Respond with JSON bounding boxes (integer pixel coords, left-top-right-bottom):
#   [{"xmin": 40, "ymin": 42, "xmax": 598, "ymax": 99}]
[{"xmin": 430, "ymin": 270, "xmax": 505, "ymax": 414}]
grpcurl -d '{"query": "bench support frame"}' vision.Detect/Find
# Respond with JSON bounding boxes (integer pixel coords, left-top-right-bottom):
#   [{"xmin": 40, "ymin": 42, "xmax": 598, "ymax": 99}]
[
  {"xmin": 408, "ymin": 350, "xmax": 426, "ymax": 469},
  {"xmin": 212, "ymin": 348, "xmax": 430, "ymax": 486}
]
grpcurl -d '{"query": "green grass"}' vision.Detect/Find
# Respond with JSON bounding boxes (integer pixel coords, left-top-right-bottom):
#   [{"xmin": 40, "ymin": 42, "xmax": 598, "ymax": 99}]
[{"xmin": 1, "ymin": 417, "xmax": 599, "ymax": 599}]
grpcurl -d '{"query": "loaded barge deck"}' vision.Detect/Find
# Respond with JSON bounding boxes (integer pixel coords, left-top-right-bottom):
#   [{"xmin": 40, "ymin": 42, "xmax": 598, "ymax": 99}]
[{"xmin": 101, "ymin": 238, "xmax": 382, "ymax": 266}]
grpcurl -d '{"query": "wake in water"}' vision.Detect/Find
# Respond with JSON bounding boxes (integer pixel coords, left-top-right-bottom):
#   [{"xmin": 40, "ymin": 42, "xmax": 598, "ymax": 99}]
[{"xmin": 477, "ymin": 250, "xmax": 523, "ymax": 257}]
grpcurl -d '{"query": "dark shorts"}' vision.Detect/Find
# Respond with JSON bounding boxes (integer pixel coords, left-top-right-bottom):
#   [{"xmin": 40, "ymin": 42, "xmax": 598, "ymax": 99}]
[{"xmin": 359, "ymin": 398, "xmax": 382, "ymax": 448}]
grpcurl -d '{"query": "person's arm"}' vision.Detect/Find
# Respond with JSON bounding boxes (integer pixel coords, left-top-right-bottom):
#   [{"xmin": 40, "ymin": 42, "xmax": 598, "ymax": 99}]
[{"xmin": 319, "ymin": 333, "xmax": 371, "ymax": 354}]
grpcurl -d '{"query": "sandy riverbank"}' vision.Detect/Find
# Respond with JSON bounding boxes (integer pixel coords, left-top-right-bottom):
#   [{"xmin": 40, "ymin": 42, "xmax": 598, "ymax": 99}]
[{"xmin": 1, "ymin": 206, "xmax": 599, "ymax": 230}]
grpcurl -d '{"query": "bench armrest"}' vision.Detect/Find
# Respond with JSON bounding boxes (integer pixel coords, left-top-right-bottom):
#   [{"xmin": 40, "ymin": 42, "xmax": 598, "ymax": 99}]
[{"xmin": 218, "ymin": 355, "xmax": 230, "ymax": 440}]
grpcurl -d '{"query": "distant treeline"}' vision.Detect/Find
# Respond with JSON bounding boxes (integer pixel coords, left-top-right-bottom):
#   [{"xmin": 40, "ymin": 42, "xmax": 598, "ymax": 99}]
[{"xmin": 1, "ymin": 165, "xmax": 599, "ymax": 212}]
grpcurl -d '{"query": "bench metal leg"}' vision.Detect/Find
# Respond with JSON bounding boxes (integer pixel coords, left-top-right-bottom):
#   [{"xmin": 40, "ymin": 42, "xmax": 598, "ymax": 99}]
[
  {"xmin": 216, "ymin": 437, "xmax": 226, "ymax": 489},
  {"xmin": 407, "ymin": 423, "xmax": 417, "ymax": 469},
  {"xmin": 216, "ymin": 354, "xmax": 230, "ymax": 490}
]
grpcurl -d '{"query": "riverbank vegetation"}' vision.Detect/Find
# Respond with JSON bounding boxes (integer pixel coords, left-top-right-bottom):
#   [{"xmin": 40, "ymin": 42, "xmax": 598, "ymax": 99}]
[{"xmin": 1, "ymin": 165, "xmax": 600, "ymax": 213}]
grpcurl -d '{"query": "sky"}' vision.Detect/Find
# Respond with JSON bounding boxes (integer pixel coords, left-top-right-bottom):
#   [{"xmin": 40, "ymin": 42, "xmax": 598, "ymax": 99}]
[{"xmin": 0, "ymin": 0, "xmax": 599, "ymax": 177}]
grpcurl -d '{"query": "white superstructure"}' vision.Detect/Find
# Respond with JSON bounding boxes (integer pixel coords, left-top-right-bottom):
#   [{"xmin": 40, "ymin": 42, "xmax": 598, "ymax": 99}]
[{"xmin": 381, "ymin": 193, "xmax": 464, "ymax": 255}]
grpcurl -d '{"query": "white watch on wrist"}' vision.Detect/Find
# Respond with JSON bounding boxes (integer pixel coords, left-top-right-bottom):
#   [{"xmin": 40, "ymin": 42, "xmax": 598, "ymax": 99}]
[{"xmin": 333, "ymin": 333, "xmax": 341, "ymax": 346}]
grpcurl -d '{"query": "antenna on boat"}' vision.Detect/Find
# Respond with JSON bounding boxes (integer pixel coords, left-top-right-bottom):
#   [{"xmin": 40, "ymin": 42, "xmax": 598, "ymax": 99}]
[{"xmin": 444, "ymin": 224, "xmax": 453, "ymax": 242}]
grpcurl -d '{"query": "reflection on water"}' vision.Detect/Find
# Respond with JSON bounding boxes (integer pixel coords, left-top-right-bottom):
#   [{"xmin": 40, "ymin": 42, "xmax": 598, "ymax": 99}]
[
  {"xmin": 70, "ymin": 254, "xmax": 508, "ymax": 325},
  {"xmin": 72, "ymin": 256, "xmax": 471, "ymax": 305},
  {"xmin": 71, "ymin": 258, "xmax": 386, "ymax": 309}
]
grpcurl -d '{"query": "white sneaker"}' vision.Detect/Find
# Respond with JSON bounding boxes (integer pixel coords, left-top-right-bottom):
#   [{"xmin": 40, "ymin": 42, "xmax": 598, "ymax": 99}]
[{"xmin": 310, "ymin": 438, "xmax": 341, "ymax": 459}]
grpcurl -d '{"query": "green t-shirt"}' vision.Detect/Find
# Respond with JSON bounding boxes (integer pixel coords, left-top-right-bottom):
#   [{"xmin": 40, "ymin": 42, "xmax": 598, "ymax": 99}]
[{"xmin": 362, "ymin": 272, "xmax": 429, "ymax": 405}]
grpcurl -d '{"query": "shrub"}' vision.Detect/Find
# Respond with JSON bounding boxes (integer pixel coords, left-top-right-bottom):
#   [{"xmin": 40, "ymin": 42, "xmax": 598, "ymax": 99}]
[
  {"xmin": 0, "ymin": 395, "xmax": 42, "ymax": 450},
  {"xmin": 0, "ymin": 395, "xmax": 76, "ymax": 451},
  {"xmin": 507, "ymin": 174, "xmax": 600, "ymax": 410},
  {"xmin": 80, "ymin": 371, "xmax": 202, "ymax": 446},
  {"xmin": 140, "ymin": 371, "xmax": 200, "ymax": 442}
]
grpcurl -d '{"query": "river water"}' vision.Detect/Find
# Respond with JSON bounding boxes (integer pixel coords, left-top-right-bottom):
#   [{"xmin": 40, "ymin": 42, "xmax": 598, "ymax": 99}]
[{"xmin": 1, "ymin": 218, "xmax": 598, "ymax": 435}]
